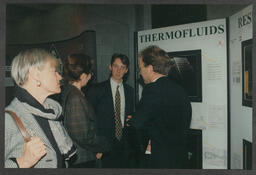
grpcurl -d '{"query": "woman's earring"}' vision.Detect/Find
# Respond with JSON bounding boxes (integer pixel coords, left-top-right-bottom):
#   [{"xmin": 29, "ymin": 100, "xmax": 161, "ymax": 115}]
[{"xmin": 37, "ymin": 81, "xmax": 41, "ymax": 87}]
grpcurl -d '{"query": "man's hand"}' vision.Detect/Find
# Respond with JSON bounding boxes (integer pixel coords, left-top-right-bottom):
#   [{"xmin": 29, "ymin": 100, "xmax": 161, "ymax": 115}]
[
  {"xmin": 145, "ymin": 140, "xmax": 151, "ymax": 154},
  {"xmin": 126, "ymin": 115, "xmax": 132, "ymax": 127},
  {"xmin": 96, "ymin": 153, "xmax": 103, "ymax": 159}
]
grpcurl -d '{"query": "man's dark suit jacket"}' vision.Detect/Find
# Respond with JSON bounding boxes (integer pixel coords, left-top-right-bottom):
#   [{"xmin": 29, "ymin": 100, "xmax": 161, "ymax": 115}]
[
  {"xmin": 86, "ymin": 79, "xmax": 136, "ymax": 167},
  {"xmin": 128, "ymin": 76, "xmax": 192, "ymax": 169}
]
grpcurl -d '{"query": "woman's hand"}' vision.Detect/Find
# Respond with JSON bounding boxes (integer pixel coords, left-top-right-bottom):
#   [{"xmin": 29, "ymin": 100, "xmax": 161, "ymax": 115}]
[
  {"xmin": 16, "ymin": 137, "xmax": 46, "ymax": 168},
  {"xmin": 96, "ymin": 153, "xmax": 103, "ymax": 159}
]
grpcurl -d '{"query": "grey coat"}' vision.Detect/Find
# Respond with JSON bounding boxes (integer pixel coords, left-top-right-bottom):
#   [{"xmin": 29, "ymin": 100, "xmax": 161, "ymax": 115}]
[{"xmin": 5, "ymin": 97, "xmax": 76, "ymax": 168}]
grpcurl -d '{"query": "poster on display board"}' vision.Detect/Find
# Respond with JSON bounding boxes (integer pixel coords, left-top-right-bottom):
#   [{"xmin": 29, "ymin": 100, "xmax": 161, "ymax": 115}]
[
  {"xmin": 136, "ymin": 18, "xmax": 228, "ymax": 169},
  {"xmin": 229, "ymin": 5, "xmax": 252, "ymax": 169}
]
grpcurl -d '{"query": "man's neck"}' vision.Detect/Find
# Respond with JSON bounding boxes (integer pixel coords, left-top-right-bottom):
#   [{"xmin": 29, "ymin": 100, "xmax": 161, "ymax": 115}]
[
  {"xmin": 150, "ymin": 73, "xmax": 165, "ymax": 83},
  {"xmin": 111, "ymin": 77, "xmax": 123, "ymax": 84}
]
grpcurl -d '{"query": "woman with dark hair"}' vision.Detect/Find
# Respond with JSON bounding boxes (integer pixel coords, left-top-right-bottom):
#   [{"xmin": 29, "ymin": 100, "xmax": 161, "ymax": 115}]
[{"xmin": 61, "ymin": 53, "xmax": 110, "ymax": 168}]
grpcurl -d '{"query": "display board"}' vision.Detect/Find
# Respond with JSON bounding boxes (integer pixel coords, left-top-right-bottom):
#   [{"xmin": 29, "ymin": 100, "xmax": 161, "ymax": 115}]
[
  {"xmin": 229, "ymin": 5, "xmax": 252, "ymax": 169},
  {"xmin": 136, "ymin": 18, "xmax": 228, "ymax": 169}
]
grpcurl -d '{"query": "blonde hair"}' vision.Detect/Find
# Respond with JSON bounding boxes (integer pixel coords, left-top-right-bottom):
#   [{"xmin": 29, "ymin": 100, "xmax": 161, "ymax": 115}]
[{"xmin": 11, "ymin": 48, "xmax": 57, "ymax": 86}]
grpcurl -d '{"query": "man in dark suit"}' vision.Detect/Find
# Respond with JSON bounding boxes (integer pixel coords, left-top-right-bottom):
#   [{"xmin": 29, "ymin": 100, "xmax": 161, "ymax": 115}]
[
  {"xmin": 87, "ymin": 53, "xmax": 136, "ymax": 168},
  {"xmin": 127, "ymin": 45, "xmax": 192, "ymax": 169}
]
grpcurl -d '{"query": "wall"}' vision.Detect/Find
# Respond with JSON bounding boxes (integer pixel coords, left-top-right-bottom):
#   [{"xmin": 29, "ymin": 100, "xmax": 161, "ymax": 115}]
[
  {"xmin": 207, "ymin": 4, "xmax": 248, "ymax": 20},
  {"xmin": 7, "ymin": 4, "xmax": 248, "ymax": 87},
  {"xmin": 80, "ymin": 4, "xmax": 151, "ymax": 87},
  {"xmin": 6, "ymin": 4, "xmax": 152, "ymax": 88}
]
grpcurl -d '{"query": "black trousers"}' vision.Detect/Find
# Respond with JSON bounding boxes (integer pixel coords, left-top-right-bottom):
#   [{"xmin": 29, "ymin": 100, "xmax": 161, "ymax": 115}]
[
  {"xmin": 101, "ymin": 139, "xmax": 139, "ymax": 168},
  {"xmin": 139, "ymin": 154, "xmax": 152, "ymax": 168},
  {"xmin": 101, "ymin": 140, "xmax": 126, "ymax": 168}
]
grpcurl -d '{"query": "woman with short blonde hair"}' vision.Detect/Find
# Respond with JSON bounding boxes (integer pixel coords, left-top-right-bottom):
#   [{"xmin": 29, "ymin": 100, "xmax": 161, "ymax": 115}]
[{"xmin": 5, "ymin": 48, "xmax": 76, "ymax": 168}]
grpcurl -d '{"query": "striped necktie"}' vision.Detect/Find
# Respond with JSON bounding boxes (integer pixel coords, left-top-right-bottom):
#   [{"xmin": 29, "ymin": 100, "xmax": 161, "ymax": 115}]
[{"xmin": 114, "ymin": 85, "xmax": 122, "ymax": 140}]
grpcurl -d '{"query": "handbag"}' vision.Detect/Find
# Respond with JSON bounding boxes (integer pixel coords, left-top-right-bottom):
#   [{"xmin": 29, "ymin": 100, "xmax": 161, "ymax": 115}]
[{"xmin": 5, "ymin": 110, "xmax": 31, "ymax": 142}]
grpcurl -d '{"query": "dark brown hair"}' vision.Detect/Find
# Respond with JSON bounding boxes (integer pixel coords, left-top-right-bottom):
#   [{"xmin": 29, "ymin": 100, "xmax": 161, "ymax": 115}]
[
  {"xmin": 140, "ymin": 45, "xmax": 172, "ymax": 75},
  {"xmin": 111, "ymin": 53, "xmax": 129, "ymax": 67},
  {"xmin": 63, "ymin": 53, "xmax": 93, "ymax": 83}
]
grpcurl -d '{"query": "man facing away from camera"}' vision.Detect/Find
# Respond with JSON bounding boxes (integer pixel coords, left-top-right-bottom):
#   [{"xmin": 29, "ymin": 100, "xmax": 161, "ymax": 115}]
[{"xmin": 127, "ymin": 45, "xmax": 192, "ymax": 168}]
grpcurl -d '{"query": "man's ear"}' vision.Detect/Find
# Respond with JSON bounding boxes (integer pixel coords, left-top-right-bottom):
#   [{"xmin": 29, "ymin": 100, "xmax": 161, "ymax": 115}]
[
  {"xmin": 148, "ymin": 65, "xmax": 154, "ymax": 72},
  {"xmin": 109, "ymin": 65, "xmax": 112, "ymax": 71},
  {"xmin": 124, "ymin": 68, "xmax": 128, "ymax": 74}
]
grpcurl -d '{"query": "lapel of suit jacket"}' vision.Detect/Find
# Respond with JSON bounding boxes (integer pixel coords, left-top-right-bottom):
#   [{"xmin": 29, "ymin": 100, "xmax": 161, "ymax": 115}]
[
  {"xmin": 123, "ymin": 84, "xmax": 130, "ymax": 119},
  {"xmin": 106, "ymin": 80, "xmax": 115, "ymax": 115}
]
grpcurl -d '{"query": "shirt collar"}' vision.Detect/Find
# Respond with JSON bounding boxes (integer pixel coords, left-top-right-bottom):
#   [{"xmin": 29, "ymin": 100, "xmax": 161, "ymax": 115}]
[
  {"xmin": 152, "ymin": 75, "xmax": 167, "ymax": 83},
  {"xmin": 110, "ymin": 77, "xmax": 123, "ymax": 89}
]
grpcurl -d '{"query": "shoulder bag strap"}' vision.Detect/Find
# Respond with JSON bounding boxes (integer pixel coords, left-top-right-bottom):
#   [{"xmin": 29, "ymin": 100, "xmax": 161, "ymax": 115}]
[{"xmin": 5, "ymin": 110, "xmax": 31, "ymax": 143}]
